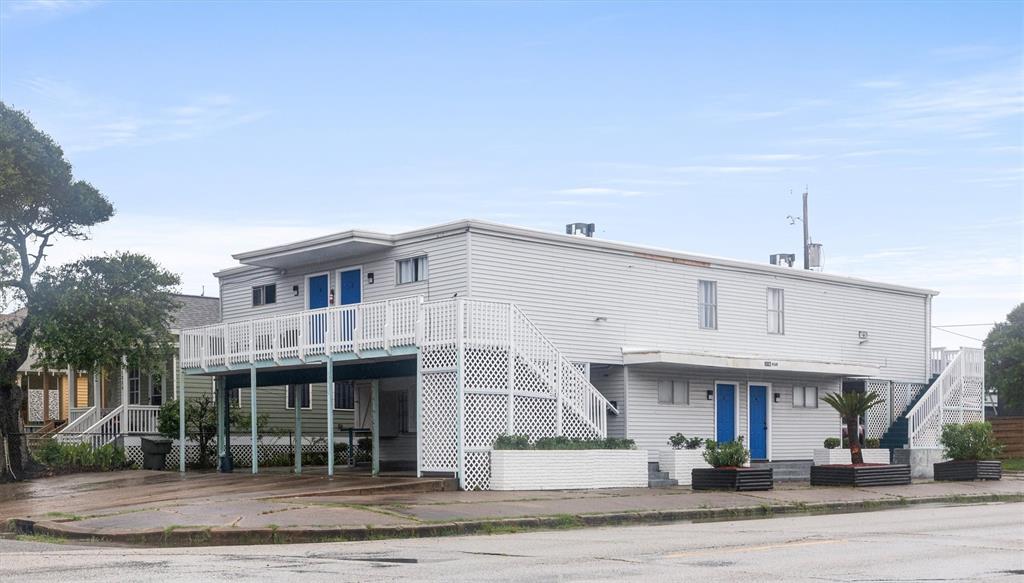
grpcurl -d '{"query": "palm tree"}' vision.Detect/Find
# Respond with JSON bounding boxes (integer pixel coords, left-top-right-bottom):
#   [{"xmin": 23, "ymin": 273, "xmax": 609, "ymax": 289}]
[{"xmin": 822, "ymin": 391, "xmax": 885, "ymax": 464}]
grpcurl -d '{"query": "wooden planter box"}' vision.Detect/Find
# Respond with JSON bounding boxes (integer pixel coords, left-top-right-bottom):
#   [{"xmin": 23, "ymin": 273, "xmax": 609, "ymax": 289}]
[
  {"xmin": 659, "ymin": 449, "xmax": 711, "ymax": 486},
  {"xmin": 489, "ymin": 449, "xmax": 649, "ymax": 491},
  {"xmin": 810, "ymin": 464, "xmax": 911, "ymax": 486},
  {"xmin": 813, "ymin": 448, "xmax": 890, "ymax": 465},
  {"xmin": 691, "ymin": 467, "xmax": 773, "ymax": 491},
  {"xmin": 934, "ymin": 460, "xmax": 1002, "ymax": 481}
]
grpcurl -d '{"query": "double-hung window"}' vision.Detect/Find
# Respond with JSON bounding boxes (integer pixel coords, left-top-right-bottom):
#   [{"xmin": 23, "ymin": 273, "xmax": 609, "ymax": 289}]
[
  {"xmin": 698, "ymin": 280, "xmax": 718, "ymax": 330},
  {"xmin": 286, "ymin": 384, "xmax": 312, "ymax": 410},
  {"xmin": 657, "ymin": 380, "xmax": 689, "ymax": 405},
  {"xmin": 396, "ymin": 256, "xmax": 428, "ymax": 284},
  {"xmin": 767, "ymin": 287, "xmax": 785, "ymax": 335},
  {"xmin": 793, "ymin": 386, "xmax": 818, "ymax": 408},
  {"xmin": 149, "ymin": 372, "xmax": 163, "ymax": 406},
  {"xmin": 333, "ymin": 380, "xmax": 355, "ymax": 410},
  {"xmin": 252, "ymin": 284, "xmax": 277, "ymax": 306},
  {"xmin": 128, "ymin": 368, "xmax": 141, "ymax": 405}
]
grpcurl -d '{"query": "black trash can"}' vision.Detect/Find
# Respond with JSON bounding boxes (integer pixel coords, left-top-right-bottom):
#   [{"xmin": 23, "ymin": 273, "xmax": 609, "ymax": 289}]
[{"xmin": 140, "ymin": 436, "xmax": 173, "ymax": 470}]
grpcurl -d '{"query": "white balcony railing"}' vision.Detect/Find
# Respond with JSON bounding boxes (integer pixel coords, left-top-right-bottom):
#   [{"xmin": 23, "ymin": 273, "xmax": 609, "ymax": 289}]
[
  {"xmin": 909, "ymin": 347, "xmax": 985, "ymax": 448},
  {"xmin": 180, "ymin": 296, "xmax": 423, "ymax": 369}
]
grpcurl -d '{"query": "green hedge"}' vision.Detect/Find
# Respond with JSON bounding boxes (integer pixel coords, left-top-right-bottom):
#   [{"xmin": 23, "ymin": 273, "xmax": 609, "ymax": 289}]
[
  {"xmin": 941, "ymin": 422, "xmax": 1003, "ymax": 461},
  {"xmin": 33, "ymin": 440, "xmax": 128, "ymax": 472},
  {"xmin": 493, "ymin": 434, "xmax": 636, "ymax": 450}
]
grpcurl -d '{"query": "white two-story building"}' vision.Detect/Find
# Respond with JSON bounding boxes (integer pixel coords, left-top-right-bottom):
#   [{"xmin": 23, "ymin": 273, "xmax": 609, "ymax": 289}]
[{"xmin": 179, "ymin": 219, "xmax": 983, "ymax": 489}]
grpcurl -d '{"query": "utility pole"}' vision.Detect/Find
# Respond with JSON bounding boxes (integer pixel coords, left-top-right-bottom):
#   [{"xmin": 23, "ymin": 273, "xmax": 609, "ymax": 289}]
[{"xmin": 802, "ymin": 189, "xmax": 810, "ymax": 270}]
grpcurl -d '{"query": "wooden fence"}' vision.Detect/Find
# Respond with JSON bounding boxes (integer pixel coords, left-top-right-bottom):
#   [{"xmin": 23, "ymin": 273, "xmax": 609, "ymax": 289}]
[{"xmin": 992, "ymin": 416, "xmax": 1024, "ymax": 458}]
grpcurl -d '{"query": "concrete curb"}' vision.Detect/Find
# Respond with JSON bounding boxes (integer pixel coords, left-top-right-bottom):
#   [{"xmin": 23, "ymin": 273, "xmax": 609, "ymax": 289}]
[{"xmin": 5, "ymin": 492, "xmax": 1022, "ymax": 547}]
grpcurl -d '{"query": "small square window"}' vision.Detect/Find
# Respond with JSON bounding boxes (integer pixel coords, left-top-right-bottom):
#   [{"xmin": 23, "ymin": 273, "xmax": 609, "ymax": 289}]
[
  {"xmin": 286, "ymin": 384, "xmax": 312, "ymax": 409},
  {"xmin": 334, "ymin": 380, "xmax": 355, "ymax": 410},
  {"xmin": 252, "ymin": 284, "xmax": 277, "ymax": 306},
  {"xmin": 793, "ymin": 386, "xmax": 818, "ymax": 408},
  {"xmin": 657, "ymin": 380, "xmax": 689, "ymax": 405},
  {"xmin": 396, "ymin": 256, "xmax": 428, "ymax": 285}
]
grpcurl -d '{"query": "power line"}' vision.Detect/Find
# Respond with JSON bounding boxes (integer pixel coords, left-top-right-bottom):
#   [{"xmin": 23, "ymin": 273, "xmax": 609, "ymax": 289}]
[
  {"xmin": 932, "ymin": 323, "xmax": 997, "ymax": 328},
  {"xmin": 931, "ymin": 327, "xmax": 984, "ymax": 342}
]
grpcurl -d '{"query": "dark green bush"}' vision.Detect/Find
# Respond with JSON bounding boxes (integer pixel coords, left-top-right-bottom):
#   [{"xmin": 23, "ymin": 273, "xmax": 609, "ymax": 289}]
[
  {"xmin": 702, "ymin": 437, "xmax": 750, "ymax": 468},
  {"xmin": 823, "ymin": 437, "xmax": 841, "ymax": 449},
  {"xmin": 492, "ymin": 434, "xmax": 636, "ymax": 450},
  {"xmin": 668, "ymin": 433, "xmax": 705, "ymax": 450},
  {"xmin": 864, "ymin": 437, "xmax": 881, "ymax": 449},
  {"xmin": 32, "ymin": 440, "xmax": 128, "ymax": 472},
  {"xmin": 940, "ymin": 422, "xmax": 1003, "ymax": 461}
]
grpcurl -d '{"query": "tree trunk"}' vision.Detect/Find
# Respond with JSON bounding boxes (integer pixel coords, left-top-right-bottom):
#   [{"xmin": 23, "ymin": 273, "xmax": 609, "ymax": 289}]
[
  {"xmin": 0, "ymin": 359, "xmax": 26, "ymax": 480},
  {"xmin": 847, "ymin": 417, "xmax": 863, "ymax": 464}
]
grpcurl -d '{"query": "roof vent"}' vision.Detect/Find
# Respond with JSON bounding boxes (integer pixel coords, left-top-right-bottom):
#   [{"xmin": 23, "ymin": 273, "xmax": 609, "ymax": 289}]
[
  {"xmin": 770, "ymin": 253, "xmax": 796, "ymax": 267},
  {"xmin": 566, "ymin": 223, "xmax": 596, "ymax": 237}
]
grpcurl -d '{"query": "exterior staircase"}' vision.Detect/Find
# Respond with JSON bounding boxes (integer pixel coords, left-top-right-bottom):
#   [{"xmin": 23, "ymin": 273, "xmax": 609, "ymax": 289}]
[
  {"xmin": 878, "ymin": 379, "xmax": 934, "ymax": 450},
  {"xmin": 647, "ymin": 462, "xmax": 678, "ymax": 488}
]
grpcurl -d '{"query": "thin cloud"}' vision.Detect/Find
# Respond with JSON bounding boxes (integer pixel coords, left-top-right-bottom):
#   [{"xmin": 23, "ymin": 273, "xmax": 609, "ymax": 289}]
[
  {"xmin": 553, "ymin": 187, "xmax": 648, "ymax": 198},
  {"xmin": 1, "ymin": 0, "xmax": 103, "ymax": 18},
  {"xmin": 732, "ymin": 154, "xmax": 819, "ymax": 162},
  {"xmin": 858, "ymin": 79, "xmax": 903, "ymax": 89}
]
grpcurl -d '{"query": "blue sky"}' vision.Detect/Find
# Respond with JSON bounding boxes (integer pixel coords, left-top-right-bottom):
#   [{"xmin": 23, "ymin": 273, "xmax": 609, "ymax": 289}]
[{"xmin": 1, "ymin": 0, "xmax": 1021, "ymax": 347}]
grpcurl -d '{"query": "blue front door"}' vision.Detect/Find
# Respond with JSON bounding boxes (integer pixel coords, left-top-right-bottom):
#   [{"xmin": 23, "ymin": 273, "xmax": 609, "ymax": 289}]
[
  {"xmin": 716, "ymin": 383, "xmax": 736, "ymax": 443},
  {"xmin": 749, "ymin": 385, "xmax": 768, "ymax": 460},
  {"xmin": 339, "ymin": 269, "xmax": 361, "ymax": 305},
  {"xmin": 308, "ymin": 274, "xmax": 329, "ymax": 309}
]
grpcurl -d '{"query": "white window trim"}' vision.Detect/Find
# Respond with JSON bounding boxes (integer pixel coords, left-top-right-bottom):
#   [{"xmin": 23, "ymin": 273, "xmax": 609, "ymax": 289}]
[
  {"xmin": 251, "ymin": 283, "xmax": 277, "ymax": 307},
  {"xmin": 698, "ymin": 280, "xmax": 718, "ymax": 330},
  {"xmin": 793, "ymin": 386, "xmax": 819, "ymax": 409},
  {"xmin": 657, "ymin": 379, "xmax": 690, "ymax": 405},
  {"xmin": 285, "ymin": 384, "xmax": 313, "ymax": 410},
  {"xmin": 767, "ymin": 287, "xmax": 785, "ymax": 335},
  {"xmin": 396, "ymin": 255, "xmax": 429, "ymax": 286}
]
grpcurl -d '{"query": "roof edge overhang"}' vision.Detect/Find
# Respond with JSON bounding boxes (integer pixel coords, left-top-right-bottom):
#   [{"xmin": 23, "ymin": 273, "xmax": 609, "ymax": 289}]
[{"xmin": 622, "ymin": 348, "xmax": 881, "ymax": 377}]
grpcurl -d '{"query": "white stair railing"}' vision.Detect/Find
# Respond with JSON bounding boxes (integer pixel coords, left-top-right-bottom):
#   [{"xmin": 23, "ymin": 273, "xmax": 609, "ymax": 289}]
[
  {"xmin": 55, "ymin": 405, "xmax": 99, "ymax": 443},
  {"xmin": 908, "ymin": 347, "xmax": 985, "ymax": 448}
]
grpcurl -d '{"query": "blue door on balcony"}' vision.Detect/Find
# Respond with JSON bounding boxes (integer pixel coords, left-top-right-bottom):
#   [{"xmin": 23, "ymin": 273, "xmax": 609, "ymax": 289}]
[
  {"xmin": 308, "ymin": 274, "xmax": 329, "ymax": 345},
  {"xmin": 338, "ymin": 269, "xmax": 361, "ymax": 342},
  {"xmin": 716, "ymin": 383, "xmax": 736, "ymax": 443},
  {"xmin": 749, "ymin": 385, "xmax": 768, "ymax": 460}
]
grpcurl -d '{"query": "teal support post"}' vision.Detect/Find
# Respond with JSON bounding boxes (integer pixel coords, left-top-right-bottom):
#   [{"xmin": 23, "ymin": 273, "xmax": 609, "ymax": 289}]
[
  {"xmin": 371, "ymin": 379, "xmax": 380, "ymax": 477},
  {"xmin": 250, "ymin": 366, "xmax": 258, "ymax": 474},
  {"xmin": 326, "ymin": 358, "xmax": 334, "ymax": 477}
]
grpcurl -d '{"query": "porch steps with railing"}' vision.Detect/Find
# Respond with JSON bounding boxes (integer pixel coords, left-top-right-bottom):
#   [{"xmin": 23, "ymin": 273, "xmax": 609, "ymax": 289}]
[
  {"xmin": 878, "ymin": 381, "xmax": 932, "ymax": 450},
  {"xmin": 55, "ymin": 404, "xmax": 162, "ymax": 449}
]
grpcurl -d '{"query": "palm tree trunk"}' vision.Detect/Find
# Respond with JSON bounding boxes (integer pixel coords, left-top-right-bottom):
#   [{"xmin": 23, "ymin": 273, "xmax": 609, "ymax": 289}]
[{"xmin": 847, "ymin": 417, "xmax": 863, "ymax": 464}]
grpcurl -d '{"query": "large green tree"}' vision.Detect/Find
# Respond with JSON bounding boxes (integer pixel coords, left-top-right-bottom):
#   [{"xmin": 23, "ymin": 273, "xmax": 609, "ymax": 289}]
[
  {"xmin": 0, "ymin": 102, "xmax": 114, "ymax": 476},
  {"xmin": 986, "ymin": 303, "xmax": 1024, "ymax": 414}
]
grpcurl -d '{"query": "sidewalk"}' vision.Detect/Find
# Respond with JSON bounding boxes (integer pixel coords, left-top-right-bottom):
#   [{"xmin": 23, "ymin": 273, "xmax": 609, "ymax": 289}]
[{"xmin": 3, "ymin": 470, "xmax": 1022, "ymax": 546}]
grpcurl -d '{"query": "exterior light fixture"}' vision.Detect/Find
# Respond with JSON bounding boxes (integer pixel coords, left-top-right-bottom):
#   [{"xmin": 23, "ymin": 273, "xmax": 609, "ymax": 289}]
[
  {"xmin": 367, "ymin": 272, "xmax": 375, "ymax": 284},
  {"xmin": 774, "ymin": 393, "xmax": 781, "ymax": 403},
  {"xmin": 292, "ymin": 285, "xmax": 299, "ymax": 296},
  {"xmin": 706, "ymin": 390, "xmax": 714, "ymax": 400}
]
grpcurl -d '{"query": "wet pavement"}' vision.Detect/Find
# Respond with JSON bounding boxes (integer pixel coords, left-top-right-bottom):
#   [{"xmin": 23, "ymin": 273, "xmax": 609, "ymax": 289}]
[{"xmin": 1, "ymin": 469, "xmax": 1021, "ymax": 543}]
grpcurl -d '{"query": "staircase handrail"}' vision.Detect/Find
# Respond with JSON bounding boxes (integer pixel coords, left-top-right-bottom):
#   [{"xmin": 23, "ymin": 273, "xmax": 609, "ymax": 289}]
[{"xmin": 57, "ymin": 405, "xmax": 99, "ymax": 436}]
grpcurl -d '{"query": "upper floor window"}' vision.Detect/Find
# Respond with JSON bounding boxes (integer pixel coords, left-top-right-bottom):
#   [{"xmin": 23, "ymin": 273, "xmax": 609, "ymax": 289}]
[
  {"xmin": 252, "ymin": 284, "xmax": 277, "ymax": 306},
  {"xmin": 657, "ymin": 380, "xmax": 689, "ymax": 405},
  {"xmin": 334, "ymin": 380, "xmax": 355, "ymax": 410},
  {"xmin": 698, "ymin": 280, "xmax": 718, "ymax": 330},
  {"xmin": 396, "ymin": 256, "xmax": 428, "ymax": 285},
  {"xmin": 286, "ymin": 384, "xmax": 312, "ymax": 410},
  {"xmin": 767, "ymin": 287, "xmax": 785, "ymax": 335},
  {"xmin": 793, "ymin": 386, "xmax": 818, "ymax": 408}
]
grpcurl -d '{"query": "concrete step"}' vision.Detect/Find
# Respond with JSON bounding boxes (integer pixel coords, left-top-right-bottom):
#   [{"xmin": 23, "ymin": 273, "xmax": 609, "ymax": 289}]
[
  {"xmin": 648, "ymin": 478, "xmax": 678, "ymax": 488},
  {"xmin": 648, "ymin": 470, "xmax": 670, "ymax": 480}
]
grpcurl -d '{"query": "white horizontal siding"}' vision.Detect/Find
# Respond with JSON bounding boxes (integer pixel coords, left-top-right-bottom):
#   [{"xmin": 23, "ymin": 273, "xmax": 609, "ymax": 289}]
[
  {"xmin": 590, "ymin": 364, "xmax": 626, "ymax": 438},
  {"xmin": 468, "ymin": 232, "xmax": 927, "ymax": 382},
  {"xmin": 619, "ymin": 365, "xmax": 840, "ymax": 462},
  {"xmin": 218, "ymin": 230, "xmax": 469, "ymax": 323}
]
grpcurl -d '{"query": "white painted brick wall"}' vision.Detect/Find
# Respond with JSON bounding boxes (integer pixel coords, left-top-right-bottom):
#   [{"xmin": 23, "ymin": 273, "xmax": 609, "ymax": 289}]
[
  {"xmin": 658, "ymin": 449, "xmax": 712, "ymax": 485},
  {"xmin": 490, "ymin": 450, "xmax": 648, "ymax": 490},
  {"xmin": 812, "ymin": 448, "xmax": 891, "ymax": 465}
]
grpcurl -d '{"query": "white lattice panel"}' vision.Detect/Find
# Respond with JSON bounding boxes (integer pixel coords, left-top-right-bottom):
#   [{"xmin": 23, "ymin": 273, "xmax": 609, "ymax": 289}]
[
  {"xmin": 463, "ymin": 393, "xmax": 508, "ymax": 449},
  {"xmin": 420, "ymin": 367, "xmax": 458, "ymax": 472},
  {"xmin": 513, "ymin": 395, "xmax": 558, "ymax": 438},
  {"xmin": 27, "ymin": 389, "xmax": 43, "ymax": 422},
  {"xmin": 463, "ymin": 450, "xmax": 491, "ymax": 491},
  {"xmin": 464, "ymin": 348, "xmax": 508, "ymax": 391},
  {"xmin": 48, "ymin": 389, "xmax": 59, "ymax": 419},
  {"xmin": 864, "ymin": 380, "xmax": 890, "ymax": 439}
]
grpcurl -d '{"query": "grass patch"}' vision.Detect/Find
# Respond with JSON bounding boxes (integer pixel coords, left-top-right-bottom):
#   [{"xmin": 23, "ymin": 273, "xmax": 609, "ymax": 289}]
[
  {"xmin": 44, "ymin": 512, "xmax": 83, "ymax": 522},
  {"xmin": 16, "ymin": 533, "xmax": 68, "ymax": 545},
  {"xmin": 1001, "ymin": 458, "xmax": 1024, "ymax": 472}
]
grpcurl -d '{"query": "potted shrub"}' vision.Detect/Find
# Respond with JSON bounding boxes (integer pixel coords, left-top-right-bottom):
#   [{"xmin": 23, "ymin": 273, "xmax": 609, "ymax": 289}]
[
  {"xmin": 659, "ymin": 434, "xmax": 709, "ymax": 486},
  {"xmin": 691, "ymin": 437, "xmax": 772, "ymax": 491},
  {"xmin": 811, "ymin": 391, "xmax": 910, "ymax": 486},
  {"xmin": 934, "ymin": 422, "xmax": 1003, "ymax": 481}
]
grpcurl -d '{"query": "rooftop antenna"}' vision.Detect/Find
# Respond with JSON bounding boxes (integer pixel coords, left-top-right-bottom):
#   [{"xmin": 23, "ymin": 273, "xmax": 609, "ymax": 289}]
[{"xmin": 201, "ymin": 285, "xmax": 205, "ymax": 297}]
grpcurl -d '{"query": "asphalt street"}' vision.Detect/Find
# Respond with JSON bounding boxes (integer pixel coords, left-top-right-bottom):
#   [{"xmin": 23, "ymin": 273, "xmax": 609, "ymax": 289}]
[{"xmin": 1, "ymin": 502, "xmax": 1022, "ymax": 582}]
